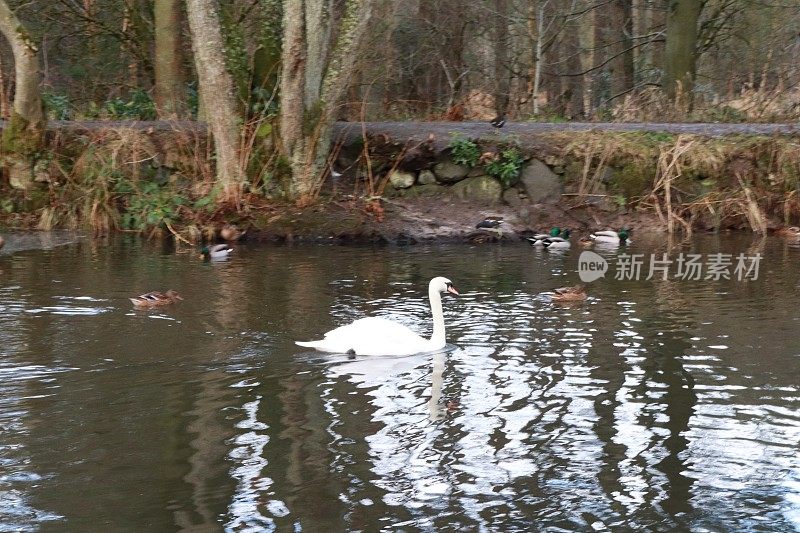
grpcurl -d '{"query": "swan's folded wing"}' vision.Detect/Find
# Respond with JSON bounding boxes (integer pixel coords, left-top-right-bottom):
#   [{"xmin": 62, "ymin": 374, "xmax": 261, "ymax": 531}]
[
  {"xmin": 296, "ymin": 316, "xmax": 427, "ymax": 355},
  {"xmin": 322, "ymin": 317, "xmax": 419, "ymax": 342}
]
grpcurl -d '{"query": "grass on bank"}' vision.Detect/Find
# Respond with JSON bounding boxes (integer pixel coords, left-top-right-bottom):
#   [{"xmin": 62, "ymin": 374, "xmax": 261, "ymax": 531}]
[{"xmin": 3, "ymin": 125, "xmax": 800, "ymax": 238}]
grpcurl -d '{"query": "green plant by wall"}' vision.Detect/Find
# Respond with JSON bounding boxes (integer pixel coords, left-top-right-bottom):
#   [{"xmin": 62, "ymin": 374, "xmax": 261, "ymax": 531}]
[
  {"xmin": 608, "ymin": 162, "xmax": 653, "ymax": 203},
  {"xmin": 102, "ymin": 89, "xmax": 156, "ymax": 120},
  {"xmin": 486, "ymin": 148, "xmax": 524, "ymax": 188},
  {"xmin": 116, "ymin": 181, "xmax": 188, "ymax": 231},
  {"xmin": 43, "ymin": 92, "xmax": 72, "ymax": 120},
  {"xmin": 448, "ymin": 133, "xmax": 480, "ymax": 167}
]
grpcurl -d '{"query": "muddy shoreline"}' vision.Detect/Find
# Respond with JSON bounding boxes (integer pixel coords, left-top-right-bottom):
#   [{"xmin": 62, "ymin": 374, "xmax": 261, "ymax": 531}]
[{"xmin": 241, "ymin": 196, "xmax": 665, "ymax": 244}]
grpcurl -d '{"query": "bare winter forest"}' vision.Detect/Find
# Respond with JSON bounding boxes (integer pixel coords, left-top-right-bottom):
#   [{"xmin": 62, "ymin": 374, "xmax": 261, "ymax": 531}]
[
  {"xmin": 8, "ymin": 0, "xmax": 800, "ymax": 122},
  {"xmin": 2, "ymin": 0, "xmax": 800, "ymax": 235}
]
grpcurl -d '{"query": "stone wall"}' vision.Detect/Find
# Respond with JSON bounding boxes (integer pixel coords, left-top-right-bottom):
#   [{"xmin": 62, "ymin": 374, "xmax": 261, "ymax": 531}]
[{"xmin": 377, "ymin": 153, "xmax": 566, "ymax": 207}]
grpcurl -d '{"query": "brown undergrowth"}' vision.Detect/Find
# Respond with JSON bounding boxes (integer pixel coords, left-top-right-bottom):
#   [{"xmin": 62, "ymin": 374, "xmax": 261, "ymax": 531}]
[{"xmin": 555, "ymin": 131, "xmax": 800, "ymax": 234}]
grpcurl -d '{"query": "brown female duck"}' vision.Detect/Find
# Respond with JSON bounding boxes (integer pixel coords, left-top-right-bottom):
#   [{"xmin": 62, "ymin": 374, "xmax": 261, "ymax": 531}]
[
  {"xmin": 551, "ymin": 285, "xmax": 587, "ymax": 302},
  {"xmin": 129, "ymin": 290, "xmax": 184, "ymax": 308}
]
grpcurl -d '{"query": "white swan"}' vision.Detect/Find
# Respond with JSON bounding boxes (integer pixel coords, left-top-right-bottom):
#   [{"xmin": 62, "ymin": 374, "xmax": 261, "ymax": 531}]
[{"xmin": 295, "ymin": 277, "xmax": 459, "ymax": 356}]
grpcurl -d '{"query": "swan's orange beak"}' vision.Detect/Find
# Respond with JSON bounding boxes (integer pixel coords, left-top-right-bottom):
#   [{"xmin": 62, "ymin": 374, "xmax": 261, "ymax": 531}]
[{"xmin": 446, "ymin": 284, "xmax": 459, "ymax": 296}]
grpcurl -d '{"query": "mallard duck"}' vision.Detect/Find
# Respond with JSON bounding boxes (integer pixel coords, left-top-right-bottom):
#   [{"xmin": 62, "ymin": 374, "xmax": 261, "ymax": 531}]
[
  {"xmin": 542, "ymin": 229, "xmax": 571, "ymax": 249},
  {"xmin": 590, "ymin": 229, "xmax": 631, "ymax": 244},
  {"xmin": 200, "ymin": 244, "xmax": 233, "ymax": 260},
  {"xmin": 774, "ymin": 226, "xmax": 800, "ymax": 238},
  {"xmin": 130, "ymin": 290, "xmax": 184, "ymax": 308},
  {"xmin": 527, "ymin": 227, "xmax": 562, "ymax": 246},
  {"xmin": 220, "ymin": 224, "xmax": 246, "ymax": 241},
  {"xmin": 551, "ymin": 285, "xmax": 587, "ymax": 302},
  {"xmin": 476, "ymin": 216, "xmax": 503, "ymax": 230}
]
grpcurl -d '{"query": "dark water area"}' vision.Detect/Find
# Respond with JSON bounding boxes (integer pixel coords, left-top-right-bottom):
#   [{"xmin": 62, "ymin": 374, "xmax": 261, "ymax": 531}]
[{"xmin": 0, "ymin": 233, "xmax": 799, "ymax": 531}]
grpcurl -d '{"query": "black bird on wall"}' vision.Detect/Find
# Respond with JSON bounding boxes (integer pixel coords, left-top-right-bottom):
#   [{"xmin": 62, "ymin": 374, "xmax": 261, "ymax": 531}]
[{"xmin": 476, "ymin": 216, "xmax": 503, "ymax": 229}]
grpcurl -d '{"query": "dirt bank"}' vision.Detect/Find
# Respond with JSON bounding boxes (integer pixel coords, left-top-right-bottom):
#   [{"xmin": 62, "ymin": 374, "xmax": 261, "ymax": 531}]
[
  {"xmin": 2, "ymin": 120, "xmax": 798, "ymax": 242},
  {"xmin": 245, "ymin": 197, "xmax": 663, "ymax": 244}
]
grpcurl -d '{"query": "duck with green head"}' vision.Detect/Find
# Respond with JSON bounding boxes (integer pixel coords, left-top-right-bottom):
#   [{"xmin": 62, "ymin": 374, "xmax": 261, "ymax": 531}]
[
  {"xmin": 542, "ymin": 229, "xmax": 571, "ymax": 249},
  {"xmin": 527, "ymin": 227, "xmax": 562, "ymax": 246},
  {"xmin": 590, "ymin": 229, "xmax": 631, "ymax": 245},
  {"xmin": 200, "ymin": 244, "xmax": 233, "ymax": 260}
]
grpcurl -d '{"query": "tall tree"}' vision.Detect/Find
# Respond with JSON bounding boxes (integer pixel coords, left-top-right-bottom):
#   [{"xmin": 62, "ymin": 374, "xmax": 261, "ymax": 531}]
[
  {"xmin": 185, "ymin": 0, "xmax": 244, "ymax": 203},
  {"xmin": 592, "ymin": 1, "xmax": 611, "ymax": 109},
  {"xmin": 279, "ymin": 0, "xmax": 376, "ymax": 203},
  {"xmin": 663, "ymin": 0, "xmax": 702, "ymax": 105},
  {"xmin": 493, "ymin": 0, "xmax": 510, "ymax": 117},
  {"xmin": 154, "ymin": 0, "xmax": 187, "ymax": 118},
  {"xmin": 609, "ymin": 0, "xmax": 634, "ymax": 99},
  {"xmin": 0, "ymin": 0, "xmax": 45, "ymax": 190}
]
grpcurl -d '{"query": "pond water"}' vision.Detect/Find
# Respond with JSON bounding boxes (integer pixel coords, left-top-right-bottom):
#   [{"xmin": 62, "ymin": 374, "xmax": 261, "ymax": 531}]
[{"xmin": 1, "ymin": 233, "xmax": 799, "ymax": 531}]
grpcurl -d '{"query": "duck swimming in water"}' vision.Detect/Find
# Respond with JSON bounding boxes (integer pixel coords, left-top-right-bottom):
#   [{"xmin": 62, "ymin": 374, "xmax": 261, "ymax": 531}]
[
  {"xmin": 551, "ymin": 285, "xmax": 587, "ymax": 302},
  {"xmin": 527, "ymin": 227, "xmax": 562, "ymax": 246},
  {"xmin": 542, "ymin": 229, "xmax": 571, "ymax": 249},
  {"xmin": 129, "ymin": 290, "xmax": 184, "ymax": 308},
  {"xmin": 590, "ymin": 229, "xmax": 631, "ymax": 245},
  {"xmin": 200, "ymin": 244, "xmax": 233, "ymax": 260}
]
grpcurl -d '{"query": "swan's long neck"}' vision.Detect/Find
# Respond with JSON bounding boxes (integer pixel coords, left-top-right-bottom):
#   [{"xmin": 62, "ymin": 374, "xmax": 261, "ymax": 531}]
[{"xmin": 428, "ymin": 285, "xmax": 446, "ymax": 347}]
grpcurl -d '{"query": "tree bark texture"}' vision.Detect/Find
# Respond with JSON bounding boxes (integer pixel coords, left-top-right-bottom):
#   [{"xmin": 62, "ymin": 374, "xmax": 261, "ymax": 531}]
[
  {"xmin": 609, "ymin": 0, "xmax": 635, "ymax": 99},
  {"xmin": 280, "ymin": 0, "xmax": 376, "ymax": 202},
  {"xmin": 0, "ymin": 0, "xmax": 45, "ymax": 189},
  {"xmin": 185, "ymin": 0, "xmax": 244, "ymax": 202},
  {"xmin": 154, "ymin": 0, "xmax": 187, "ymax": 118},
  {"xmin": 663, "ymin": 0, "xmax": 701, "ymax": 106},
  {"xmin": 493, "ymin": 0, "xmax": 510, "ymax": 116}
]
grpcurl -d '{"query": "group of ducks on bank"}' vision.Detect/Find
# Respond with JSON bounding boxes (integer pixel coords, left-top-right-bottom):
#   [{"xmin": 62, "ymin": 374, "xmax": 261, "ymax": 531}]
[
  {"xmin": 528, "ymin": 227, "xmax": 631, "ymax": 249},
  {"xmin": 476, "ymin": 217, "xmax": 631, "ymax": 250}
]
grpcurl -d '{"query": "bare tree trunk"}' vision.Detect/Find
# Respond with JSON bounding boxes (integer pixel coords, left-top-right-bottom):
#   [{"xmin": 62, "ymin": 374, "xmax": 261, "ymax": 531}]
[
  {"xmin": 279, "ymin": 0, "xmax": 376, "ymax": 203},
  {"xmin": 650, "ymin": 0, "xmax": 667, "ymax": 70},
  {"xmin": 609, "ymin": 0, "xmax": 634, "ymax": 99},
  {"xmin": 493, "ymin": 0, "xmax": 509, "ymax": 117},
  {"xmin": 591, "ymin": 3, "xmax": 610, "ymax": 109},
  {"xmin": 563, "ymin": 16, "xmax": 584, "ymax": 118},
  {"xmin": 185, "ymin": 0, "xmax": 244, "ymax": 203},
  {"xmin": 154, "ymin": 0, "xmax": 187, "ymax": 118},
  {"xmin": 0, "ymin": 0, "xmax": 45, "ymax": 190},
  {"xmin": 0, "ymin": 53, "xmax": 9, "ymax": 119},
  {"xmin": 532, "ymin": 2, "xmax": 545, "ymax": 116},
  {"xmin": 663, "ymin": 0, "xmax": 701, "ymax": 107}
]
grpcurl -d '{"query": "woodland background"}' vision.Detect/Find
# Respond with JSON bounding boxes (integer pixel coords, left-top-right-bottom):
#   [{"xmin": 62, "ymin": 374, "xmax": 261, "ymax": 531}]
[{"xmin": 1, "ymin": 1, "xmax": 800, "ymax": 235}]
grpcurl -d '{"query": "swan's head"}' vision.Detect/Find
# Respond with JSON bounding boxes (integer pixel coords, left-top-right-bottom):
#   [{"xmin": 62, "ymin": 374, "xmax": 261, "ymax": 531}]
[{"xmin": 430, "ymin": 277, "xmax": 459, "ymax": 296}]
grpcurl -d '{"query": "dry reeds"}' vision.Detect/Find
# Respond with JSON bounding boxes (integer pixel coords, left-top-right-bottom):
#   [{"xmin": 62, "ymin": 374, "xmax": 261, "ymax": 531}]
[
  {"xmin": 558, "ymin": 130, "xmax": 800, "ymax": 232},
  {"xmin": 651, "ymin": 136, "xmax": 696, "ymax": 235}
]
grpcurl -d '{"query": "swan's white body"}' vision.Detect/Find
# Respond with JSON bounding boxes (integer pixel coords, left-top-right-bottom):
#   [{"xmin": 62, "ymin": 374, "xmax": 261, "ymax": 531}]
[
  {"xmin": 590, "ymin": 230, "xmax": 631, "ymax": 244},
  {"xmin": 296, "ymin": 277, "xmax": 458, "ymax": 356}
]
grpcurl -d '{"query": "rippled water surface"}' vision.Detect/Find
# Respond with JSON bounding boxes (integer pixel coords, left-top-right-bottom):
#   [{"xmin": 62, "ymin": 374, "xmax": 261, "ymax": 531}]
[{"xmin": 1, "ymin": 233, "xmax": 799, "ymax": 531}]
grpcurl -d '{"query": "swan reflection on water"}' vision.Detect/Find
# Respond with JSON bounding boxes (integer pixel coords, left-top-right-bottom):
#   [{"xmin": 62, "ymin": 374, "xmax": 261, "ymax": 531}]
[{"xmin": 323, "ymin": 347, "xmax": 453, "ymax": 420}]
